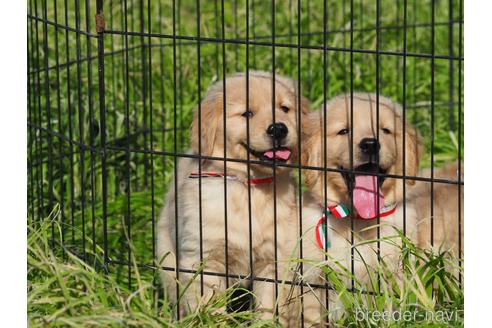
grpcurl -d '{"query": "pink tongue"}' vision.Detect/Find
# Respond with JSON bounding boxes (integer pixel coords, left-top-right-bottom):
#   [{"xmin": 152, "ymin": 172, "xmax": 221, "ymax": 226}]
[
  {"xmin": 353, "ymin": 175, "xmax": 385, "ymax": 219},
  {"xmin": 263, "ymin": 148, "xmax": 291, "ymax": 160}
]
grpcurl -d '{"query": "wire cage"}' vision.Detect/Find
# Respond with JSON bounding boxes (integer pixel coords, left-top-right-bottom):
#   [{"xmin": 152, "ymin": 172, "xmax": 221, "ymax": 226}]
[{"xmin": 27, "ymin": 0, "xmax": 463, "ymax": 324}]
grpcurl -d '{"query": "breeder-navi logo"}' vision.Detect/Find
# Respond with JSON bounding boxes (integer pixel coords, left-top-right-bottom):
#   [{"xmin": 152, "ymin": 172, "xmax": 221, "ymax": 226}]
[{"xmin": 355, "ymin": 307, "xmax": 464, "ymax": 324}]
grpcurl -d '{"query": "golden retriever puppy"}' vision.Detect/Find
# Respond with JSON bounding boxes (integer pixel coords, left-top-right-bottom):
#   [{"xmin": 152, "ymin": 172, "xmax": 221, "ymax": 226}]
[
  {"xmin": 298, "ymin": 93, "xmax": 463, "ymax": 319},
  {"xmin": 300, "ymin": 93, "xmax": 421, "ymax": 278},
  {"xmin": 156, "ymin": 71, "xmax": 310, "ymax": 324}
]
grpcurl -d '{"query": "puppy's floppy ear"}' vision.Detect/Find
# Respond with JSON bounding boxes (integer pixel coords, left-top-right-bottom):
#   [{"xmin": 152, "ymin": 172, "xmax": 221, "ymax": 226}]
[
  {"xmin": 190, "ymin": 84, "xmax": 222, "ymax": 159},
  {"xmin": 403, "ymin": 123, "xmax": 423, "ymax": 185}
]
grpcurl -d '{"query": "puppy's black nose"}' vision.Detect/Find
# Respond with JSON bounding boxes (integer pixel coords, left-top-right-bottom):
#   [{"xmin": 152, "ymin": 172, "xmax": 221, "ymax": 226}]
[
  {"xmin": 359, "ymin": 138, "xmax": 380, "ymax": 155},
  {"xmin": 266, "ymin": 123, "xmax": 288, "ymax": 140}
]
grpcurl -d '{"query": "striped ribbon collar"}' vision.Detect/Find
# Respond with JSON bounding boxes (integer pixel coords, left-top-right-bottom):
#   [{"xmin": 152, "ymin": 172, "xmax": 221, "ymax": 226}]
[
  {"xmin": 315, "ymin": 203, "xmax": 397, "ymax": 250},
  {"xmin": 189, "ymin": 171, "xmax": 274, "ymax": 186},
  {"xmin": 322, "ymin": 203, "xmax": 397, "ymax": 220}
]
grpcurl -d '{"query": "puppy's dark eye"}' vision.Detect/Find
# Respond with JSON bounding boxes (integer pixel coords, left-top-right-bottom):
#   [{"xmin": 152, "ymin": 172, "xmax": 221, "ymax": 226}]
[
  {"xmin": 337, "ymin": 128, "xmax": 349, "ymax": 135},
  {"xmin": 280, "ymin": 105, "xmax": 290, "ymax": 113},
  {"xmin": 241, "ymin": 110, "xmax": 254, "ymax": 118},
  {"xmin": 381, "ymin": 128, "xmax": 391, "ymax": 134}
]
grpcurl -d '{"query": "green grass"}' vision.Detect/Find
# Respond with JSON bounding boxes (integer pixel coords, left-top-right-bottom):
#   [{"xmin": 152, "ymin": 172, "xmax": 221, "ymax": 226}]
[
  {"xmin": 28, "ymin": 208, "xmax": 270, "ymax": 327},
  {"xmin": 27, "ymin": 0, "xmax": 463, "ymax": 326},
  {"xmin": 29, "ymin": 208, "xmax": 463, "ymax": 327}
]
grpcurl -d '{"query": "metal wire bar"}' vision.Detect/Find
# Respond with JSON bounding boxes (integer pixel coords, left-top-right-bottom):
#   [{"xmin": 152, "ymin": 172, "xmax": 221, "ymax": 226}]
[
  {"xmin": 63, "ymin": 0, "xmax": 76, "ymax": 247},
  {"xmin": 296, "ymin": 0, "xmax": 304, "ymax": 324},
  {"xmin": 27, "ymin": 150, "xmax": 83, "ymax": 170},
  {"xmin": 251, "ymin": 0, "xmax": 256, "ymax": 67},
  {"xmin": 27, "ymin": 3, "xmax": 36, "ymax": 223},
  {"xmin": 457, "ymin": 0, "xmax": 463, "ymax": 286},
  {"xmin": 28, "ymin": 18, "xmax": 464, "ymax": 77},
  {"xmin": 27, "ymin": 11, "xmax": 462, "ymax": 44},
  {"xmin": 349, "ymin": 0, "xmax": 355, "ymax": 294},
  {"xmin": 220, "ymin": 0, "xmax": 230, "ymax": 291},
  {"xmin": 101, "ymin": 29, "xmax": 464, "ymax": 61},
  {"xmin": 171, "ymin": 0, "xmax": 180, "ymax": 318},
  {"xmin": 270, "ymin": 0, "xmax": 280, "ymax": 319},
  {"xmin": 245, "ymin": 0, "xmax": 255, "ymax": 309},
  {"xmin": 31, "ymin": 1, "xmax": 43, "ymax": 221},
  {"xmin": 403, "ymin": 0, "xmax": 408, "ymax": 236},
  {"xmin": 130, "ymin": 0, "xmax": 139, "ymax": 192},
  {"xmin": 288, "ymin": 0, "xmax": 293, "ymax": 71},
  {"xmin": 448, "ymin": 0, "xmax": 455, "ymax": 131},
  {"xmin": 322, "ymin": 0, "xmax": 330, "ymax": 315},
  {"xmin": 430, "ymin": 0, "xmax": 435, "ymax": 247},
  {"xmin": 41, "ymin": 0, "xmax": 55, "ymax": 247},
  {"xmin": 26, "ymin": 121, "xmax": 466, "ymax": 189},
  {"xmin": 53, "ymin": 0, "xmax": 66, "ymax": 257},
  {"xmin": 306, "ymin": 0, "xmax": 312, "ymax": 98},
  {"xmin": 102, "ymin": 144, "xmax": 464, "ymax": 185},
  {"xmin": 139, "ymin": 0, "xmax": 149, "ymax": 188},
  {"xmin": 233, "ymin": 0, "xmax": 239, "ymax": 71},
  {"xmin": 157, "ymin": 0, "xmax": 167, "ymax": 178},
  {"xmin": 84, "ymin": 0, "xmax": 97, "ymax": 256},
  {"xmin": 74, "ymin": 0, "xmax": 87, "ymax": 261},
  {"xmin": 177, "ymin": 0, "xmax": 184, "ymax": 149},
  {"xmin": 109, "ymin": 0, "xmax": 118, "ymax": 143},
  {"xmin": 27, "ymin": 122, "xmax": 182, "ymax": 153},
  {"xmin": 33, "ymin": 0, "xmax": 45, "ymax": 224},
  {"xmin": 109, "ymin": 258, "xmax": 383, "ymax": 296},
  {"xmin": 358, "ymin": 0, "xmax": 364, "ymax": 81},
  {"xmin": 214, "ymin": 0, "xmax": 220, "ymax": 78},
  {"xmin": 375, "ymin": 0, "xmax": 382, "ymax": 294},
  {"xmin": 27, "ymin": 13, "xmax": 98, "ymax": 38},
  {"xmin": 95, "ymin": 0, "xmax": 108, "ymax": 273},
  {"xmin": 412, "ymin": 0, "xmax": 417, "ymax": 127},
  {"xmin": 146, "ymin": 0, "xmax": 157, "ymax": 304},
  {"xmin": 196, "ymin": 0, "xmax": 205, "ymax": 296},
  {"xmin": 122, "ymin": 0, "xmax": 132, "ymax": 289}
]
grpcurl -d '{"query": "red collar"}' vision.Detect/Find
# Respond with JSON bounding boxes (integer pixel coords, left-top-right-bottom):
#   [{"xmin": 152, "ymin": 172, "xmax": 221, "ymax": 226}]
[{"xmin": 189, "ymin": 171, "xmax": 274, "ymax": 186}]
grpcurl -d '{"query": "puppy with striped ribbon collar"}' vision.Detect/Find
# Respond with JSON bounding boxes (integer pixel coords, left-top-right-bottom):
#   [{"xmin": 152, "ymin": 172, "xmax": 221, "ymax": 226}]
[{"xmin": 295, "ymin": 94, "xmax": 425, "ymax": 321}]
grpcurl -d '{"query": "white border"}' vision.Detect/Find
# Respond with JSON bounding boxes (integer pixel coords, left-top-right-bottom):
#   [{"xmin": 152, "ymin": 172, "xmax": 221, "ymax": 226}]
[
  {"xmin": 0, "ymin": 0, "xmax": 483, "ymax": 326},
  {"xmin": 465, "ymin": 1, "xmax": 492, "ymax": 326},
  {"xmin": 0, "ymin": 0, "xmax": 27, "ymax": 326}
]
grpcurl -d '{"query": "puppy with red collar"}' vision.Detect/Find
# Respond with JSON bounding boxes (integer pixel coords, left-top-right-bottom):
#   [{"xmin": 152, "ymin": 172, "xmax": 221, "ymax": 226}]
[{"xmin": 156, "ymin": 72, "xmax": 311, "ymax": 325}]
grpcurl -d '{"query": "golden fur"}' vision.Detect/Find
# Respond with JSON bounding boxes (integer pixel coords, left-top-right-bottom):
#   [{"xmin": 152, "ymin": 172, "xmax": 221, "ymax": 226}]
[
  {"xmin": 156, "ymin": 72, "xmax": 312, "ymax": 325},
  {"xmin": 297, "ymin": 93, "xmax": 463, "ymax": 321},
  {"xmin": 408, "ymin": 161, "xmax": 464, "ymax": 254}
]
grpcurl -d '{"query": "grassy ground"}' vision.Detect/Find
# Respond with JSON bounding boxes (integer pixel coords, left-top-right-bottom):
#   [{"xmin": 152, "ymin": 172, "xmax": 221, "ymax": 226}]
[
  {"xmin": 28, "ymin": 0, "xmax": 463, "ymax": 326},
  {"xmin": 28, "ymin": 208, "xmax": 463, "ymax": 327}
]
